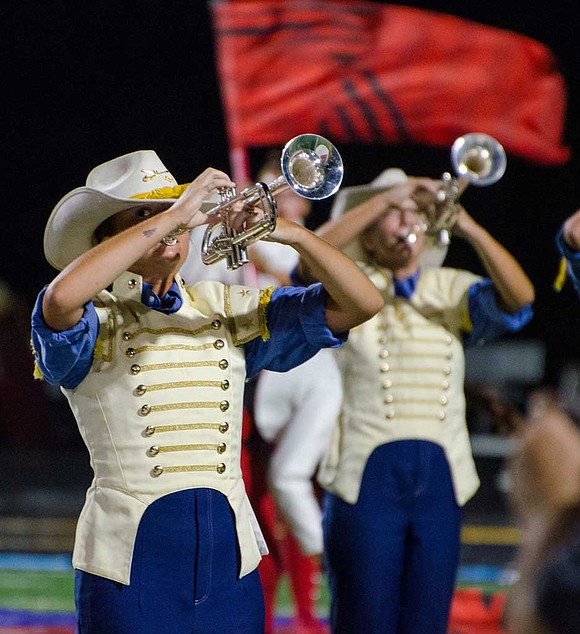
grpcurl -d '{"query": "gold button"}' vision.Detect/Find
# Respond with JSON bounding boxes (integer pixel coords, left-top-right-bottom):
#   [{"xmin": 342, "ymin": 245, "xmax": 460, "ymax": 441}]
[
  {"xmin": 219, "ymin": 400, "xmax": 230, "ymax": 412},
  {"xmin": 380, "ymin": 364, "xmax": 390, "ymax": 373},
  {"xmin": 439, "ymin": 411, "xmax": 446, "ymax": 421},
  {"xmin": 219, "ymin": 359, "xmax": 229, "ymax": 370},
  {"xmin": 128, "ymin": 279, "xmax": 137, "ymax": 289},
  {"xmin": 148, "ymin": 446, "xmax": 159, "ymax": 457},
  {"xmin": 384, "ymin": 395, "xmax": 394, "ymax": 404},
  {"xmin": 385, "ymin": 409, "xmax": 395, "ymax": 419},
  {"xmin": 217, "ymin": 443, "xmax": 226, "ymax": 454},
  {"xmin": 440, "ymin": 396, "xmax": 448, "ymax": 405},
  {"xmin": 214, "ymin": 339, "xmax": 225, "ymax": 350},
  {"xmin": 219, "ymin": 422, "xmax": 229, "ymax": 433},
  {"xmin": 141, "ymin": 404, "xmax": 151, "ymax": 416},
  {"xmin": 382, "ymin": 380, "xmax": 393, "ymax": 389},
  {"xmin": 135, "ymin": 384, "xmax": 147, "ymax": 396},
  {"xmin": 152, "ymin": 465, "xmax": 163, "ymax": 477},
  {"xmin": 217, "ymin": 463, "xmax": 226, "ymax": 474},
  {"xmin": 221, "ymin": 380, "xmax": 230, "ymax": 391},
  {"xmin": 144, "ymin": 425, "xmax": 155, "ymax": 436},
  {"xmin": 379, "ymin": 350, "xmax": 389, "ymax": 359},
  {"xmin": 131, "ymin": 364, "xmax": 141, "ymax": 375},
  {"xmin": 211, "ymin": 320, "xmax": 221, "ymax": 330},
  {"xmin": 122, "ymin": 332, "xmax": 132, "ymax": 341},
  {"xmin": 126, "ymin": 348, "xmax": 136, "ymax": 358}
]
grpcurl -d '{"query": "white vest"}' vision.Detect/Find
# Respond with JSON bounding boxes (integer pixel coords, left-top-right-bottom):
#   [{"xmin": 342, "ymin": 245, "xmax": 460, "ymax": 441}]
[
  {"xmin": 63, "ymin": 272, "xmax": 269, "ymax": 584},
  {"xmin": 318, "ymin": 265, "xmax": 481, "ymax": 506}
]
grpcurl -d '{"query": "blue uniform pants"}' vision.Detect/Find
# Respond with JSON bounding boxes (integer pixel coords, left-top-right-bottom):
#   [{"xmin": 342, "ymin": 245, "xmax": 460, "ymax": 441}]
[
  {"xmin": 75, "ymin": 488, "xmax": 264, "ymax": 633},
  {"xmin": 323, "ymin": 440, "xmax": 462, "ymax": 634}
]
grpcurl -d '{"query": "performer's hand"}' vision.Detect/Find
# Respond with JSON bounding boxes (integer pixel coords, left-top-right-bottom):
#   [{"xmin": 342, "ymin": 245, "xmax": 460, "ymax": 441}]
[
  {"xmin": 450, "ymin": 205, "xmax": 480, "ymax": 239},
  {"xmin": 563, "ymin": 208, "xmax": 580, "ymax": 250},
  {"xmin": 170, "ymin": 168, "xmax": 236, "ymax": 231}
]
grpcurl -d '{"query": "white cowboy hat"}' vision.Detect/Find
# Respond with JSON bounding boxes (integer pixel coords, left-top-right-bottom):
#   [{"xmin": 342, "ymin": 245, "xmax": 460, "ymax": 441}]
[
  {"xmin": 329, "ymin": 168, "xmax": 448, "ymax": 268},
  {"xmin": 43, "ymin": 150, "xmax": 220, "ymax": 271}
]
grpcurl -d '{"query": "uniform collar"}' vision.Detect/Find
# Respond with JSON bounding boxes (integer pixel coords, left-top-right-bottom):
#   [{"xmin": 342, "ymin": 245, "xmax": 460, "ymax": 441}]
[
  {"xmin": 370, "ymin": 266, "xmax": 421, "ymax": 299},
  {"xmin": 111, "ymin": 271, "xmax": 185, "ymax": 313}
]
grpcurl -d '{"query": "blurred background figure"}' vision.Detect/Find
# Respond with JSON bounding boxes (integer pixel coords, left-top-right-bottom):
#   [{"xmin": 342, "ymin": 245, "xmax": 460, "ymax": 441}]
[
  {"xmin": 299, "ymin": 167, "xmax": 534, "ymax": 634},
  {"xmin": 505, "ymin": 389, "xmax": 580, "ymax": 634},
  {"xmin": 245, "ymin": 151, "xmax": 343, "ymax": 634}
]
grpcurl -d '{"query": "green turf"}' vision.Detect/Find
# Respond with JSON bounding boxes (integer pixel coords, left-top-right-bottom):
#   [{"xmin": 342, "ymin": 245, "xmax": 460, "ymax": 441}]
[
  {"xmin": 0, "ymin": 569, "xmax": 75, "ymax": 612},
  {"xmin": 0, "ymin": 568, "xmax": 506, "ymax": 616},
  {"xmin": 0, "ymin": 568, "xmax": 328, "ymax": 616}
]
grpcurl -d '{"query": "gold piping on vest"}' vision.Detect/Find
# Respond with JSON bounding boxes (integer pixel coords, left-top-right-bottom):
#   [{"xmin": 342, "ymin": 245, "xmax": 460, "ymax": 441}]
[
  {"xmin": 127, "ymin": 343, "xmax": 216, "ymax": 355},
  {"xmin": 127, "ymin": 324, "xmax": 216, "ymax": 340},
  {"xmin": 143, "ymin": 402, "xmax": 227, "ymax": 413},
  {"xmin": 385, "ymin": 351, "xmax": 452, "ymax": 359},
  {"xmin": 382, "ymin": 366, "xmax": 456, "ymax": 372},
  {"xmin": 149, "ymin": 443, "xmax": 226, "ymax": 454},
  {"xmin": 151, "ymin": 463, "xmax": 226, "ymax": 476},
  {"xmin": 140, "ymin": 380, "xmax": 228, "ymax": 392},
  {"xmin": 144, "ymin": 422, "xmax": 229, "ymax": 435},
  {"xmin": 134, "ymin": 361, "xmax": 226, "ymax": 372}
]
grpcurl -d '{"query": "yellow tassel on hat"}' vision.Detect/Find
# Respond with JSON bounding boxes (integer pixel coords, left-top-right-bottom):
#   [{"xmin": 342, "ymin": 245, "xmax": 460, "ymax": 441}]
[
  {"xmin": 553, "ymin": 256, "xmax": 568, "ymax": 292},
  {"xmin": 131, "ymin": 183, "xmax": 190, "ymax": 200}
]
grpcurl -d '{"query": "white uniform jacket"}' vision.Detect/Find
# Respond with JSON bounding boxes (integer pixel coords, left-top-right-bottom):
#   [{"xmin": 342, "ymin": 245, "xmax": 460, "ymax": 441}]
[
  {"xmin": 318, "ymin": 265, "xmax": 481, "ymax": 507},
  {"xmin": 62, "ymin": 272, "xmax": 269, "ymax": 584}
]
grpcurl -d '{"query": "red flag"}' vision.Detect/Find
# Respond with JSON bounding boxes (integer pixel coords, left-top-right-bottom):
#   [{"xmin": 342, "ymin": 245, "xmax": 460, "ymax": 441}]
[{"xmin": 211, "ymin": 0, "xmax": 569, "ymax": 165}]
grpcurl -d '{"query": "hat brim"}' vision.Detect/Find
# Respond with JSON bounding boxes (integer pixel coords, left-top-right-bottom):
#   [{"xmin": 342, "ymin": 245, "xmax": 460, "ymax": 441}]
[
  {"xmin": 44, "ymin": 187, "xmax": 179, "ymax": 271},
  {"xmin": 329, "ymin": 179, "xmax": 448, "ymax": 268}
]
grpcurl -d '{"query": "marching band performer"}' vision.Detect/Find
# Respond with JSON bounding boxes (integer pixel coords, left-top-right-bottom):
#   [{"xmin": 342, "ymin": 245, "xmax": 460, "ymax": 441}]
[
  {"xmin": 247, "ymin": 153, "xmax": 343, "ymax": 634},
  {"xmin": 297, "ymin": 168, "xmax": 535, "ymax": 634},
  {"xmin": 30, "ymin": 149, "xmax": 383, "ymax": 633},
  {"xmin": 555, "ymin": 207, "xmax": 580, "ymax": 296}
]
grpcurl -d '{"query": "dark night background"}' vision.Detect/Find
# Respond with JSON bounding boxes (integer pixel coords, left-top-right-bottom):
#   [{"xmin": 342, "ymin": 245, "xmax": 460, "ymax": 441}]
[{"xmin": 2, "ymin": 0, "xmax": 579, "ymax": 389}]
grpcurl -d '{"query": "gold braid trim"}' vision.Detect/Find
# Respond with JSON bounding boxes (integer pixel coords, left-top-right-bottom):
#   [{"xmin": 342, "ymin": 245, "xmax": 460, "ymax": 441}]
[
  {"xmin": 130, "ymin": 184, "xmax": 190, "ymax": 200},
  {"xmin": 553, "ymin": 256, "xmax": 568, "ymax": 292},
  {"xmin": 93, "ymin": 336, "xmax": 104, "ymax": 359},
  {"xmin": 258, "ymin": 286, "xmax": 274, "ymax": 341},
  {"xmin": 33, "ymin": 359, "xmax": 44, "ymax": 380},
  {"xmin": 30, "ymin": 339, "xmax": 44, "ymax": 380}
]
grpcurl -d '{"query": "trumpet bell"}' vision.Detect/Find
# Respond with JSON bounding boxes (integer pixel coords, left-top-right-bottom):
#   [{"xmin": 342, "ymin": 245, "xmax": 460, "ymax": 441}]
[
  {"xmin": 451, "ymin": 133, "xmax": 506, "ymax": 186},
  {"xmin": 281, "ymin": 134, "xmax": 343, "ymax": 200}
]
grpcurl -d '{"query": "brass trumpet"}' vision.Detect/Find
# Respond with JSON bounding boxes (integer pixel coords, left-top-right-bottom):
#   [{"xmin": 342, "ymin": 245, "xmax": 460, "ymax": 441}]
[
  {"xmin": 196, "ymin": 134, "xmax": 343, "ymax": 270},
  {"xmin": 428, "ymin": 133, "xmax": 507, "ymax": 246}
]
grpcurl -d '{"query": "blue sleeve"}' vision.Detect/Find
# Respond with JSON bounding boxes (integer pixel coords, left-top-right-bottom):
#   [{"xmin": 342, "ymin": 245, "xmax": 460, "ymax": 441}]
[
  {"xmin": 289, "ymin": 264, "xmax": 304, "ymax": 287},
  {"xmin": 556, "ymin": 228, "xmax": 580, "ymax": 297},
  {"xmin": 31, "ymin": 287, "xmax": 99, "ymax": 389},
  {"xmin": 463, "ymin": 279, "xmax": 533, "ymax": 348},
  {"xmin": 244, "ymin": 283, "xmax": 346, "ymax": 378}
]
